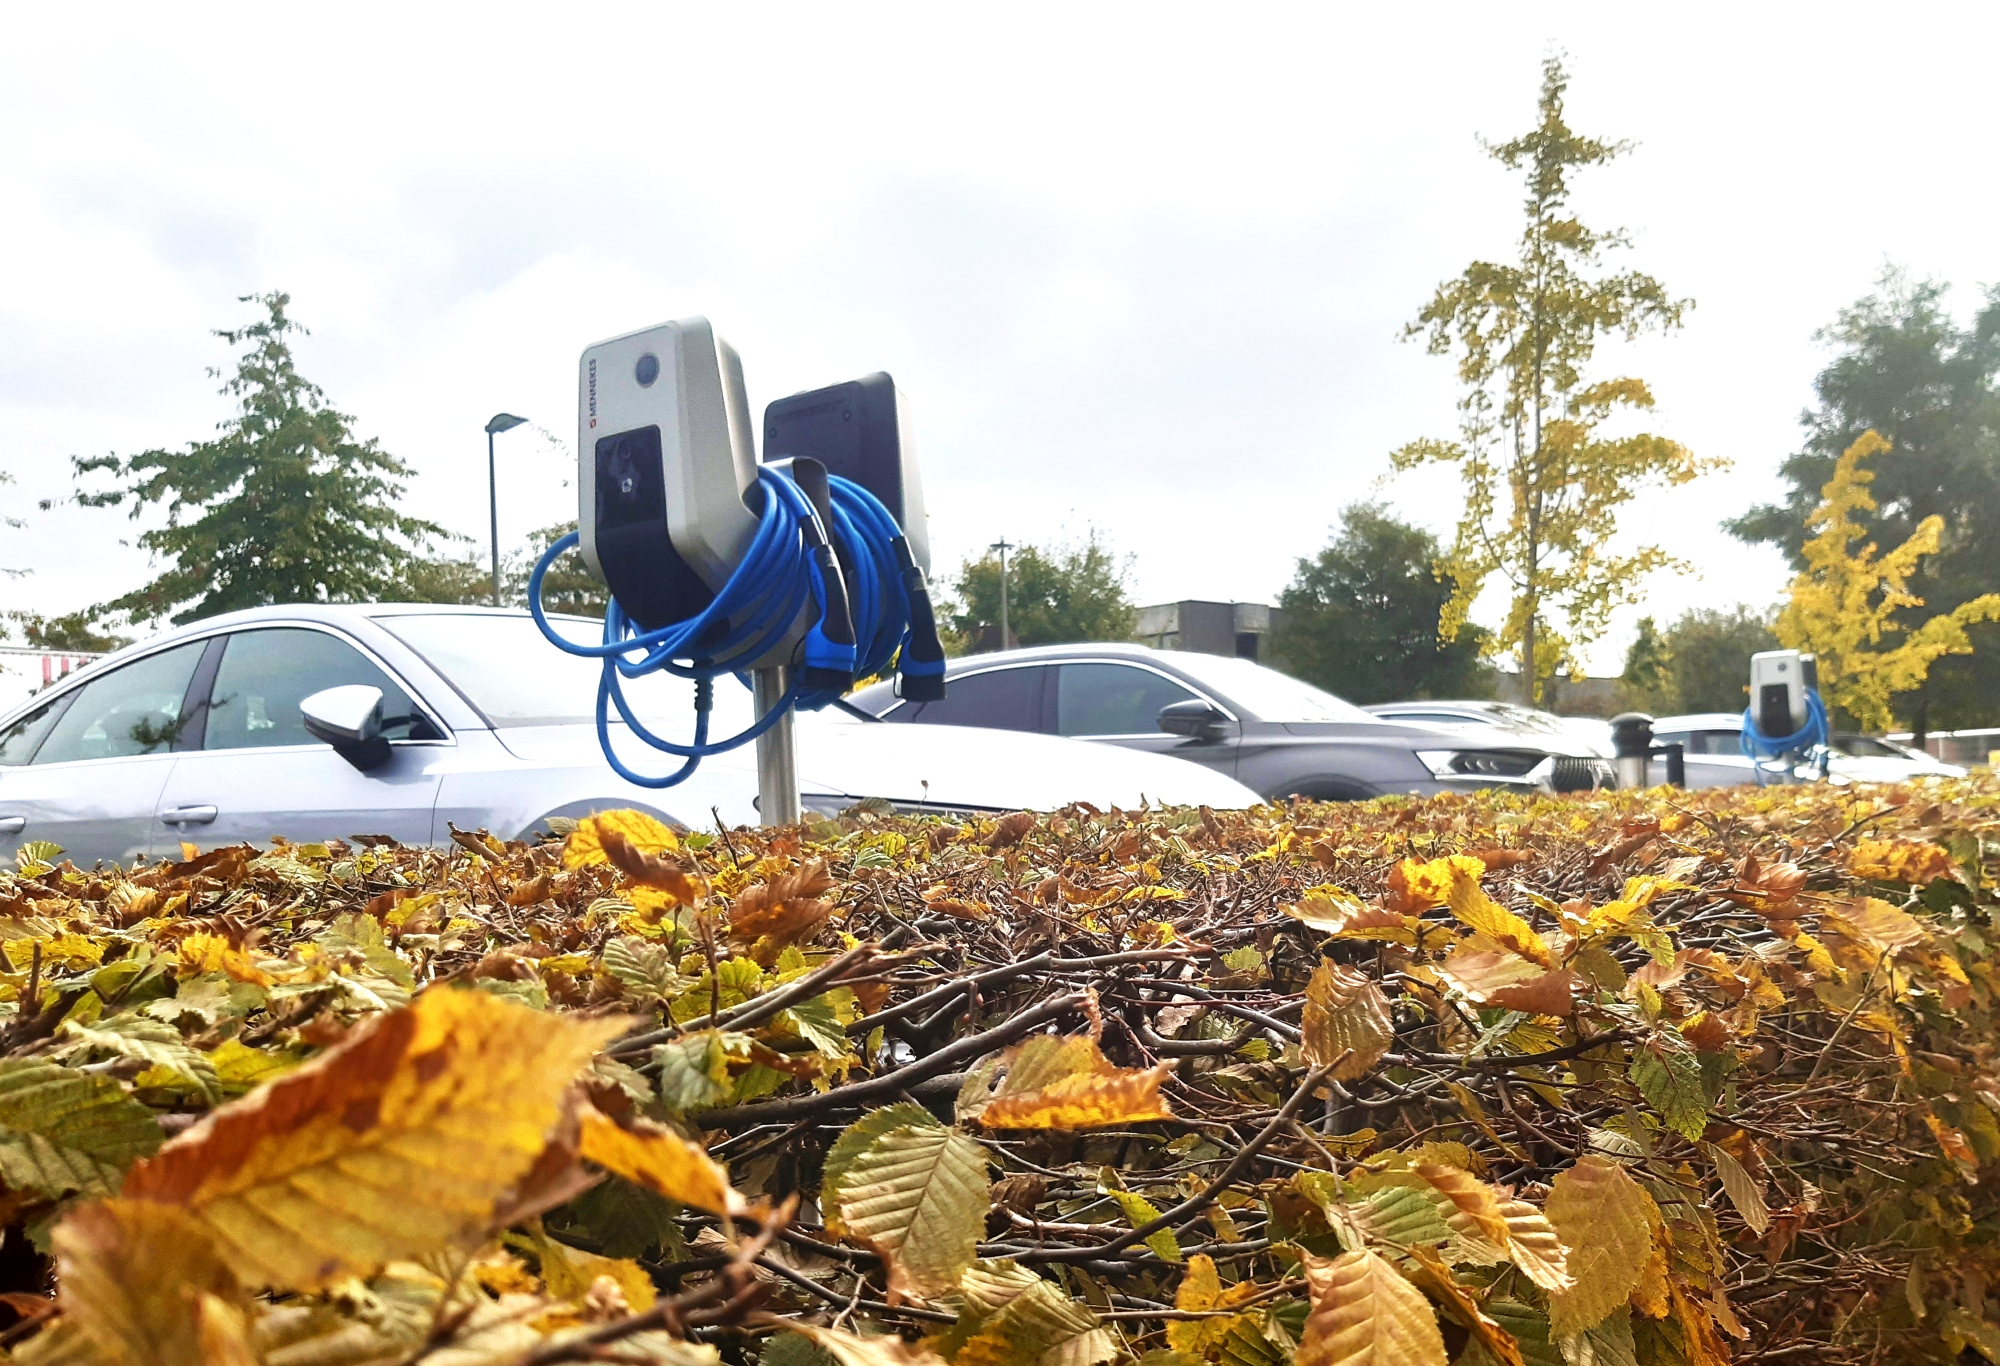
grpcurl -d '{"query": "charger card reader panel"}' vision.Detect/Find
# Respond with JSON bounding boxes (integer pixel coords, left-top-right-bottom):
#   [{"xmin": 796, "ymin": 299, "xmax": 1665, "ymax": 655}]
[
  {"xmin": 578, "ymin": 318, "xmax": 760, "ymax": 632},
  {"xmin": 763, "ymin": 372, "xmax": 929, "ymax": 576}
]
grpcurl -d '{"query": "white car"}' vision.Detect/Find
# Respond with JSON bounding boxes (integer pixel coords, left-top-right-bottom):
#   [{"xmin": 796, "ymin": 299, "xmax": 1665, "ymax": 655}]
[
  {"xmin": 1646, "ymin": 712, "xmax": 1967, "ymax": 788},
  {"xmin": 0, "ymin": 606, "xmax": 1261, "ymax": 867}
]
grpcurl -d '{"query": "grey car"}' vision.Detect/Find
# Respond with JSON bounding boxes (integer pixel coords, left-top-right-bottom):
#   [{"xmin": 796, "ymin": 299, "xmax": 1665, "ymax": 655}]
[
  {"xmin": 848, "ymin": 643, "xmax": 1571, "ymax": 801},
  {"xmin": 0, "ymin": 607, "xmax": 1263, "ymax": 868},
  {"xmin": 1363, "ymin": 699, "xmax": 1616, "ymax": 790}
]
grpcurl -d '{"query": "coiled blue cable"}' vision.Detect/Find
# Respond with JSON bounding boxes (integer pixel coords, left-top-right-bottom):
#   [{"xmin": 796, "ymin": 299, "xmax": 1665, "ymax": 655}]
[
  {"xmin": 1739, "ymin": 689, "xmax": 1830, "ymax": 786},
  {"xmin": 527, "ymin": 465, "xmax": 942, "ymax": 788}
]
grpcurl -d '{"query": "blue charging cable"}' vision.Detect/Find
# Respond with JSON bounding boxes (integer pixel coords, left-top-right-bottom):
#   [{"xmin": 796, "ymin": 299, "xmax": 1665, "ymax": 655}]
[
  {"xmin": 527, "ymin": 466, "xmax": 944, "ymax": 788},
  {"xmin": 1739, "ymin": 689, "xmax": 1831, "ymax": 786}
]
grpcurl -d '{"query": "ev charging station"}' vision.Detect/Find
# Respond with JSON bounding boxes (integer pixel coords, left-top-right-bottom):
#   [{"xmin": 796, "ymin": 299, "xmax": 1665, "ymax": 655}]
[{"xmin": 530, "ymin": 317, "xmax": 947, "ymax": 825}]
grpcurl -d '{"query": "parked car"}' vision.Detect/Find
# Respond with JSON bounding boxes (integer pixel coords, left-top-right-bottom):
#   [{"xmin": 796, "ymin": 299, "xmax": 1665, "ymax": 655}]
[
  {"xmin": 848, "ymin": 643, "xmax": 1582, "ymax": 800},
  {"xmin": 1644, "ymin": 712, "xmax": 1968, "ymax": 788},
  {"xmin": 1363, "ymin": 699, "xmax": 1616, "ymax": 789},
  {"xmin": 0, "ymin": 606, "xmax": 1261, "ymax": 867}
]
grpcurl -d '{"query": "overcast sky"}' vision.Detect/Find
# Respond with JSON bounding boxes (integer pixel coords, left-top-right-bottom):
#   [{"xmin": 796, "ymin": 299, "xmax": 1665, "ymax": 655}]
[{"xmin": 3, "ymin": 3, "xmax": 1995, "ymax": 674}]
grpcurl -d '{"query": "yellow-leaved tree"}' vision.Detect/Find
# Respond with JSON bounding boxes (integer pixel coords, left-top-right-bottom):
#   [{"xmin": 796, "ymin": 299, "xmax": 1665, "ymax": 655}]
[
  {"xmin": 1394, "ymin": 57, "xmax": 1722, "ymax": 700},
  {"xmin": 1775, "ymin": 429, "xmax": 2000, "ymax": 729}
]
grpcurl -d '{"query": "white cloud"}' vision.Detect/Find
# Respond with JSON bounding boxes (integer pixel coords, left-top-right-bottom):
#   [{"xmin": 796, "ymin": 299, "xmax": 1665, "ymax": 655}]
[{"xmin": 1, "ymin": 1, "xmax": 1994, "ymax": 676}]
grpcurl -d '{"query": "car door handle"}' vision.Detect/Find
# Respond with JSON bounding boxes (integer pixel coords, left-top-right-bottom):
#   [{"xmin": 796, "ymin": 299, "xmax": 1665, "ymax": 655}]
[
  {"xmin": 161, "ymin": 805, "xmax": 219, "ymax": 827},
  {"xmin": 0, "ymin": 817, "xmax": 23, "ymax": 836}
]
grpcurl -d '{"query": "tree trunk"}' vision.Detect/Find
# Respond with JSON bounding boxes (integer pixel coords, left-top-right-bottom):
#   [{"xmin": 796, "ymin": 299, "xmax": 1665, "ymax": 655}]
[{"xmin": 1911, "ymin": 690, "xmax": 1930, "ymax": 750}]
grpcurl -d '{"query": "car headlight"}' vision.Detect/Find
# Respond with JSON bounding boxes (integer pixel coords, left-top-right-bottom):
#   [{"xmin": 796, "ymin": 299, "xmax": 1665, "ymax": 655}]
[{"xmin": 1416, "ymin": 750, "xmax": 1556, "ymax": 787}]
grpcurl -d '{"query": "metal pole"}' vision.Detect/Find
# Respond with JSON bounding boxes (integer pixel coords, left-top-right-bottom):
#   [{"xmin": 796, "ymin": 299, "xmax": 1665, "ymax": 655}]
[
  {"xmin": 992, "ymin": 537, "xmax": 1012, "ymax": 650},
  {"xmin": 487, "ymin": 429, "xmax": 502, "ymax": 607},
  {"xmin": 752, "ymin": 666, "xmax": 800, "ymax": 826}
]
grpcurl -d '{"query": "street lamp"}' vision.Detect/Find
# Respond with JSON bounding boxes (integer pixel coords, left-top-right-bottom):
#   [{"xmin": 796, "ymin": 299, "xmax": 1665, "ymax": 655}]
[
  {"xmin": 484, "ymin": 413, "xmax": 529, "ymax": 607},
  {"xmin": 990, "ymin": 537, "xmax": 1013, "ymax": 651}
]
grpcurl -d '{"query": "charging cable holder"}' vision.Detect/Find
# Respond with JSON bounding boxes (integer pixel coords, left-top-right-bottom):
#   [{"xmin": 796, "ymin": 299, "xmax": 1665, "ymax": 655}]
[{"xmin": 533, "ymin": 317, "xmax": 946, "ymax": 824}]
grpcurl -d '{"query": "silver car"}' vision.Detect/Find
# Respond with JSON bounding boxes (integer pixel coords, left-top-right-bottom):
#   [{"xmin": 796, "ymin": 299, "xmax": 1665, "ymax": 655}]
[
  {"xmin": 849, "ymin": 643, "xmax": 1575, "ymax": 801},
  {"xmin": 0, "ymin": 606, "xmax": 1260, "ymax": 867},
  {"xmin": 1645, "ymin": 712, "xmax": 1968, "ymax": 788}
]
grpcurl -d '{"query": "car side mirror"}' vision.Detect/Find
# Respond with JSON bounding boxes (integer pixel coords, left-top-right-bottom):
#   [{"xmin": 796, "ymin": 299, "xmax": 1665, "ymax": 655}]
[
  {"xmin": 1158, "ymin": 699, "xmax": 1229, "ymax": 742},
  {"xmin": 301, "ymin": 685, "xmax": 392, "ymax": 772}
]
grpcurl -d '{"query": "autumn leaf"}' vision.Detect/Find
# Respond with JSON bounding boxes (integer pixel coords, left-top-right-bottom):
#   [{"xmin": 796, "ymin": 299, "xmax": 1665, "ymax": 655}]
[
  {"xmin": 949, "ymin": 1265, "xmax": 1118, "ymax": 1366},
  {"xmin": 1415, "ymin": 1163, "xmax": 1571, "ymax": 1293},
  {"xmin": 1437, "ymin": 944, "xmax": 1573, "ymax": 1017},
  {"xmin": 0, "ymin": 1058, "xmax": 163, "ymax": 1199},
  {"xmin": 1284, "ymin": 890, "xmax": 1414, "ymax": 941},
  {"xmin": 1404, "ymin": 1244, "xmax": 1523, "ymax": 1366},
  {"xmin": 979, "ymin": 1035, "xmax": 1173, "ymax": 1129},
  {"xmin": 1629, "ymin": 1045, "xmax": 1708, "ymax": 1143},
  {"xmin": 836, "ymin": 1119, "xmax": 991, "ymax": 1302},
  {"xmin": 1849, "ymin": 837, "xmax": 1958, "ymax": 886},
  {"xmin": 1302, "ymin": 959, "xmax": 1394, "ymax": 1079},
  {"xmin": 47, "ymin": 1199, "xmax": 244, "ymax": 1366},
  {"xmin": 121, "ymin": 988, "xmax": 628, "ymax": 1289},
  {"xmin": 783, "ymin": 1322, "xmax": 947, "ymax": 1366},
  {"xmin": 1444, "ymin": 867, "xmax": 1553, "ymax": 968},
  {"xmin": 578, "ymin": 1107, "xmax": 748, "ymax": 1218},
  {"xmin": 1704, "ymin": 1143, "xmax": 1770, "ymax": 1236},
  {"xmin": 1387, "ymin": 854, "xmax": 1486, "ymax": 914},
  {"xmin": 1544, "ymin": 1156, "xmax": 1658, "ymax": 1336},
  {"xmin": 1822, "ymin": 896, "xmax": 1928, "ymax": 956},
  {"xmin": 1297, "ymin": 1248, "xmax": 1447, "ymax": 1366},
  {"xmin": 729, "ymin": 859, "xmax": 837, "ymax": 963},
  {"xmin": 563, "ymin": 809, "xmax": 680, "ymax": 870}
]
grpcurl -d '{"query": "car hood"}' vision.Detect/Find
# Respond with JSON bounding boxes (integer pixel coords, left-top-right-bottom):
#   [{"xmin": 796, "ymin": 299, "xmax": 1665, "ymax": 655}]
[
  {"xmin": 1273, "ymin": 718, "xmax": 1592, "ymax": 756},
  {"xmin": 493, "ymin": 718, "xmax": 1263, "ymax": 812}
]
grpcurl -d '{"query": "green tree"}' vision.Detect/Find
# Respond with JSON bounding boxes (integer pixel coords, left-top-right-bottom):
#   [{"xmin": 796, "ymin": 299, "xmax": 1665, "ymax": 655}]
[
  {"xmin": 1275, "ymin": 504, "xmax": 1493, "ymax": 704},
  {"xmin": 74, "ymin": 293, "xmax": 448, "ymax": 624},
  {"xmin": 1729, "ymin": 271, "xmax": 2000, "ymax": 737},
  {"xmin": 507, "ymin": 521, "xmax": 609, "ymax": 618},
  {"xmin": 4, "ymin": 610, "xmax": 132, "ymax": 653},
  {"xmin": 1621, "ymin": 605, "xmax": 1778, "ymax": 716},
  {"xmin": 1393, "ymin": 55, "xmax": 1718, "ymax": 701},
  {"xmin": 945, "ymin": 531, "xmax": 1135, "ymax": 653}
]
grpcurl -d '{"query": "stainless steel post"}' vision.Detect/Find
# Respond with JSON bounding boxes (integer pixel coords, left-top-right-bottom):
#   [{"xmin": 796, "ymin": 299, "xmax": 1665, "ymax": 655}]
[{"xmin": 752, "ymin": 666, "xmax": 800, "ymax": 826}]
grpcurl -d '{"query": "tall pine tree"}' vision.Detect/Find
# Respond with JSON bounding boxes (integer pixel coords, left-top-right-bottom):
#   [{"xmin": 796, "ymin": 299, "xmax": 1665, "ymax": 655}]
[{"xmin": 77, "ymin": 293, "xmax": 447, "ymax": 624}]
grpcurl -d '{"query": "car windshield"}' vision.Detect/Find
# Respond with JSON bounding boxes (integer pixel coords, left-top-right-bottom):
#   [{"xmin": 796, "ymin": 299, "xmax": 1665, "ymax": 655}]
[
  {"xmin": 1164, "ymin": 655, "xmax": 1373, "ymax": 723},
  {"xmin": 377, "ymin": 612, "xmax": 857, "ymax": 732},
  {"xmin": 1475, "ymin": 703, "xmax": 1574, "ymax": 737}
]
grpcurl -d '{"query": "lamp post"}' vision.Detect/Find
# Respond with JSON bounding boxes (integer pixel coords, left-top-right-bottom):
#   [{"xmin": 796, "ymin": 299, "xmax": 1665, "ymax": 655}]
[
  {"xmin": 990, "ymin": 537, "xmax": 1013, "ymax": 650},
  {"xmin": 484, "ymin": 413, "xmax": 529, "ymax": 607}
]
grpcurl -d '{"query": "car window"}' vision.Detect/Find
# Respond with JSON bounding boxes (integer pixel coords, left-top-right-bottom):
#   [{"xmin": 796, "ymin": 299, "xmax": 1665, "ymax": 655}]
[
  {"xmin": 1833, "ymin": 735, "xmax": 1904, "ymax": 759},
  {"xmin": 0, "ymin": 690, "xmax": 79, "ymax": 766},
  {"xmin": 1056, "ymin": 663, "xmax": 1197, "ymax": 736},
  {"xmin": 882, "ymin": 666, "xmax": 1046, "ymax": 731},
  {"xmin": 1694, "ymin": 730, "xmax": 1743, "ymax": 756},
  {"xmin": 33, "ymin": 642, "xmax": 207, "ymax": 764},
  {"xmin": 1383, "ymin": 711, "xmax": 1471, "ymax": 726},
  {"xmin": 204, "ymin": 628, "xmax": 435, "ymax": 750},
  {"xmin": 1652, "ymin": 732, "xmax": 1691, "ymax": 753}
]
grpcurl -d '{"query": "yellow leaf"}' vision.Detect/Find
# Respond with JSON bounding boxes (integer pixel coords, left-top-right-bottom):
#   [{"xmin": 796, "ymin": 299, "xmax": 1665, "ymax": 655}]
[
  {"xmin": 523, "ymin": 1222, "xmax": 657, "ymax": 1312},
  {"xmin": 1822, "ymin": 897, "xmax": 1928, "ymax": 956},
  {"xmin": 173, "ymin": 933, "xmax": 270, "ymax": 986},
  {"xmin": 1302, "ymin": 959, "xmax": 1394, "ymax": 1080},
  {"xmin": 1415, "ymin": 1164, "xmax": 1571, "ymax": 1293},
  {"xmin": 121, "ymin": 988, "xmax": 628, "ymax": 1289},
  {"xmin": 1298, "ymin": 1248, "xmax": 1447, "ymax": 1366},
  {"xmin": 1628, "ymin": 1225, "xmax": 1671, "ymax": 1318},
  {"xmin": 1445, "ymin": 868, "xmax": 1553, "ymax": 967},
  {"xmin": 1849, "ymin": 838, "xmax": 1958, "ymax": 885},
  {"xmin": 1389, "ymin": 854, "xmax": 1486, "ymax": 912},
  {"xmin": 563, "ymin": 809, "xmax": 680, "ymax": 869},
  {"xmin": 1403, "ymin": 1244, "xmax": 1522, "ymax": 1366},
  {"xmin": 784, "ymin": 1322, "xmax": 946, "ymax": 1366},
  {"xmin": 1544, "ymin": 1156, "xmax": 1659, "ymax": 1337},
  {"xmin": 837, "ymin": 1121, "xmax": 991, "ymax": 1302},
  {"xmin": 578, "ymin": 1107, "xmax": 747, "ymax": 1218},
  {"xmin": 979, "ymin": 1035, "xmax": 1173, "ymax": 1129},
  {"xmin": 49, "ymin": 1198, "xmax": 244, "ymax": 1366}
]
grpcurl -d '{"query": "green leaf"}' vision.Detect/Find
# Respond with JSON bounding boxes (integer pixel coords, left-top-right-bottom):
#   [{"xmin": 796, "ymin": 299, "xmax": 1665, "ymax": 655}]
[
  {"xmin": 837, "ymin": 1122, "xmax": 991, "ymax": 1300},
  {"xmin": 1629, "ymin": 1047, "xmax": 1707, "ymax": 1143},
  {"xmin": 61, "ymin": 1013, "xmax": 221, "ymax": 1104},
  {"xmin": 602, "ymin": 936, "xmax": 684, "ymax": 1002},
  {"xmin": 823, "ymin": 1103, "xmax": 940, "ymax": 1235},
  {"xmin": 0, "ymin": 1058, "xmax": 162, "ymax": 1198},
  {"xmin": 1342, "ymin": 1180, "xmax": 1454, "ymax": 1249},
  {"xmin": 653, "ymin": 1032, "xmax": 735, "ymax": 1114},
  {"xmin": 1558, "ymin": 1306, "xmax": 1636, "ymax": 1366},
  {"xmin": 784, "ymin": 996, "xmax": 855, "ymax": 1060},
  {"xmin": 955, "ymin": 1279, "xmax": 1117, "ymax": 1366},
  {"xmin": 1105, "ymin": 1188, "xmax": 1180, "ymax": 1262}
]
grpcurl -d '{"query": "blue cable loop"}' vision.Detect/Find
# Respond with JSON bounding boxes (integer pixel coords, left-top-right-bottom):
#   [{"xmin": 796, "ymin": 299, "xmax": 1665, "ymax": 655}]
[
  {"xmin": 1739, "ymin": 689, "xmax": 1830, "ymax": 786},
  {"xmin": 527, "ymin": 466, "xmax": 939, "ymax": 788}
]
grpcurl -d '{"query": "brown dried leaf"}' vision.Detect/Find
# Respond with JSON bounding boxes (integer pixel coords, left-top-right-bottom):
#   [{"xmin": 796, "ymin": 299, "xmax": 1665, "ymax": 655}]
[
  {"xmin": 1298, "ymin": 1247, "xmax": 1447, "ymax": 1366},
  {"xmin": 1302, "ymin": 959, "xmax": 1394, "ymax": 1079}
]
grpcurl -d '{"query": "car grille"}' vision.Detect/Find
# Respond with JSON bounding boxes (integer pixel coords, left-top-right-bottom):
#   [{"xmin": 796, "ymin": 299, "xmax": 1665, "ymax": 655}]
[{"xmin": 1551, "ymin": 756, "xmax": 1616, "ymax": 793}]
